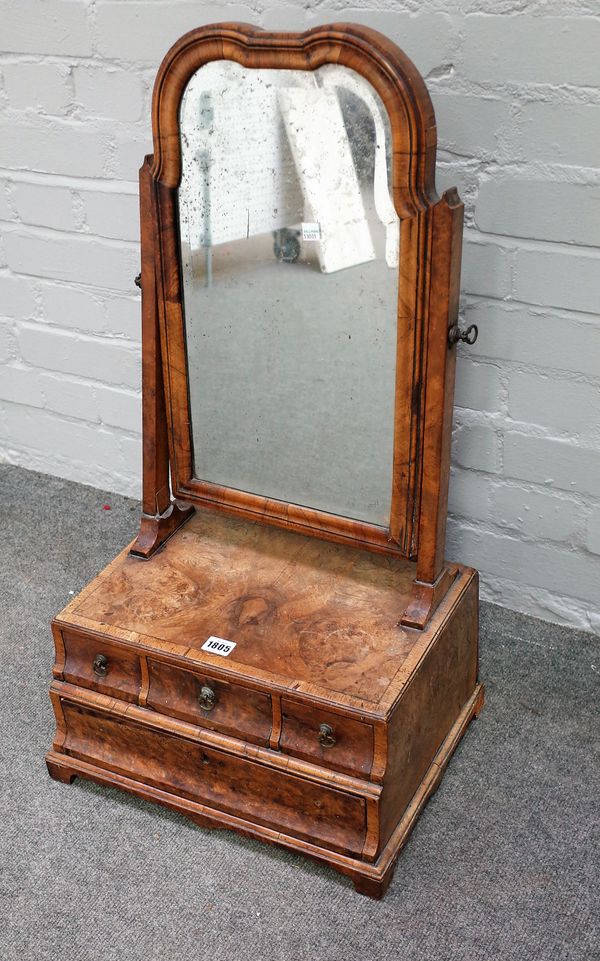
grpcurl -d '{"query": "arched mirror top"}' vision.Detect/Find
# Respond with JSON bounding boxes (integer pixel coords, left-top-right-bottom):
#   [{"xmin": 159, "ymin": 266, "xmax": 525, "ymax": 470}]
[{"xmin": 150, "ymin": 22, "xmax": 439, "ymax": 217}]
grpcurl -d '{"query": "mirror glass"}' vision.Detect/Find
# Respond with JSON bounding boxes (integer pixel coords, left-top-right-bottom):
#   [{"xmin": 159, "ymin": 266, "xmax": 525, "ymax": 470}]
[{"xmin": 178, "ymin": 60, "xmax": 399, "ymax": 527}]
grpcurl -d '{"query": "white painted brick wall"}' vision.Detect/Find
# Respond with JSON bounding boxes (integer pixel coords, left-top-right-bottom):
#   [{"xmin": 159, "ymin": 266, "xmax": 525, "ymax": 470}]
[{"xmin": 1, "ymin": 1, "xmax": 599, "ymax": 634}]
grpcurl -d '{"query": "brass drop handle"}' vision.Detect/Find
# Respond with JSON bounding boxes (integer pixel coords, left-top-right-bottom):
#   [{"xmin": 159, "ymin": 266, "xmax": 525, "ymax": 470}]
[
  {"xmin": 92, "ymin": 653, "xmax": 108, "ymax": 677},
  {"xmin": 198, "ymin": 685, "xmax": 217, "ymax": 712},
  {"xmin": 448, "ymin": 323, "xmax": 478, "ymax": 346},
  {"xmin": 318, "ymin": 723, "xmax": 336, "ymax": 749}
]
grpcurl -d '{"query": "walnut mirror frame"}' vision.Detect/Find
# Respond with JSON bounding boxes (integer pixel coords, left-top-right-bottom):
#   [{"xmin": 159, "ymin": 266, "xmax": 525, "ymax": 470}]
[{"xmin": 130, "ymin": 22, "xmax": 465, "ymax": 631}]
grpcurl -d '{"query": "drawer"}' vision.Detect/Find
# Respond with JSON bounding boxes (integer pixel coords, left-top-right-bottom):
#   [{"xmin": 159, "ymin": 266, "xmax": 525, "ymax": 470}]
[
  {"xmin": 146, "ymin": 659, "xmax": 272, "ymax": 746},
  {"xmin": 280, "ymin": 699, "xmax": 374, "ymax": 778},
  {"xmin": 60, "ymin": 700, "xmax": 366, "ymax": 857},
  {"xmin": 60, "ymin": 629, "xmax": 141, "ymax": 703}
]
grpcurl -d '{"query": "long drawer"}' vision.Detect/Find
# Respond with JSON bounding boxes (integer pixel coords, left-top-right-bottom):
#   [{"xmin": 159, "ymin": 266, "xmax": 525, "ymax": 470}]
[{"xmin": 58, "ymin": 697, "xmax": 367, "ymax": 857}]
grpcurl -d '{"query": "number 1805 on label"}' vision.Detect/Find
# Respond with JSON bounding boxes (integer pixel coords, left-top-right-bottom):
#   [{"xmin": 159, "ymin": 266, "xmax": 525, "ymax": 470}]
[{"xmin": 201, "ymin": 636, "xmax": 237, "ymax": 657}]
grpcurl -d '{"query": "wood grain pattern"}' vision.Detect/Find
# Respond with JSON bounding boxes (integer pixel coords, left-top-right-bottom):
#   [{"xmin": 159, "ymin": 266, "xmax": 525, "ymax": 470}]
[
  {"xmin": 138, "ymin": 156, "xmax": 170, "ymax": 519},
  {"xmin": 46, "ymin": 23, "xmax": 482, "ymax": 900},
  {"xmin": 54, "ymin": 508, "xmax": 477, "ymax": 715},
  {"xmin": 146, "ymin": 658, "xmax": 272, "ymax": 746},
  {"xmin": 129, "ymin": 157, "xmax": 194, "ymax": 559},
  {"xmin": 46, "ymin": 543, "xmax": 481, "ymax": 894},
  {"xmin": 279, "ymin": 698, "xmax": 374, "ymax": 778},
  {"xmin": 50, "ymin": 681, "xmax": 382, "ymax": 797},
  {"xmin": 61, "ymin": 629, "xmax": 141, "ymax": 703},
  {"xmin": 75, "ymin": 509, "xmax": 418, "ymax": 703},
  {"xmin": 46, "ymin": 680, "xmax": 484, "ymax": 898},
  {"xmin": 380, "ymin": 573, "xmax": 478, "ymax": 849},
  {"xmin": 60, "ymin": 699, "xmax": 367, "ymax": 856}
]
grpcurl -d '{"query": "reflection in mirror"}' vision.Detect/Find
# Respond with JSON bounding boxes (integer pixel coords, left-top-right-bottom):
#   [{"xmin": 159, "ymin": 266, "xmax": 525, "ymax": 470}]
[{"xmin": 178, "ymin": 61, "xmax": 399, "ymax": 527}]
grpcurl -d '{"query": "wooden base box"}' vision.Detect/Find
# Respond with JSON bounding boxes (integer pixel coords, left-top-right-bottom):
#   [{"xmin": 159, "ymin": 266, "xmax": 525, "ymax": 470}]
[{"xmin": 47, "ymin": 509, "xmax": 483, "ymax": 898}]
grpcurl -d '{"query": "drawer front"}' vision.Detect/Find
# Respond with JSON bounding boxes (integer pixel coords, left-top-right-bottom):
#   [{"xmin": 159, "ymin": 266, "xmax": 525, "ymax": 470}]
[
  {"xmin": 280, "ymin": 699, "xmax": 374, "ymax": 778},
  {"xmin": 146, "ymin": 660, "xmax": 272, "ymax": 746},
  {"xmin": 61, "ymin": 701, "xmax": 366, "ymax": 857},
  {"xmin": 61, "ymin": 630, "xmax": 141, "ymax": 703}
]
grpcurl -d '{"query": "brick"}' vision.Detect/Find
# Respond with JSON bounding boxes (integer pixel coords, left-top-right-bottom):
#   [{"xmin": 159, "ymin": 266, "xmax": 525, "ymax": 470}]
[
  {"xmin": 111, "ymin": 128, "xmax": 153, "ymax": 182},
  {"xmin": 0, "ymin": 400, "xmax": 134, "ymax": 478},
  {"xmin": 4, "ymin": 229, "xmax": 139, "ymax": 292},
  {"xmin": 261, "ymin": 7, "xmax": 309, "ymax": 32},
  {"xmin": 11, "ymin": 181, "xmax": 76, "ymax": 231},
  {"xmin": 0, "ymin": 181, "xmax": 14, "ymax": 221},
  {"xmin": 504, "ymin": 433, "xmax": 600, "ymax": 498},
  {"xmin": 587, "ymin": 508, "xmax": 600, "ymax": 556},
  {"xmin": 0, "ymin": 118, "xmax": 110, "ymax": 178},
  {"xmin": 508, "ymin": 369, "xmax": 600, "ymax": 437},
  {"xmin": 431, "ymin": 94, "xmax": 511, "ymax": 159},
  {"xmin": 491, "ymin": 483, "xmax": 579, "ymax": 542},
  {"xmin": 446, "ymin": 522, "xmax": 600, "ymax": 606},
  {"xmin": 462, "ymin": 235, "xmax": 513, "ymax": 299},
  {"xmin": 311, "ymin": 11, "xmax": 456, "ymax": 78},
  {"xmin": 455, "ymin": 358, "xmax": 502, "ymax": 413},
  {"xmin": 513, "ymin": 245, "xmax": 600, "ymax": 315},
  {"xmin": 0, "ymin": 318, "xmax": 17, "ymax": 363},
  {"xmin": 452, "ymin": 423, "xmax": 501, "ymax": 473},
  {"xmin": 94, "ymin": 3, "xmax": 257, "ymax": 62},
  {"xmin": 39, "ymin": 281, "xmax": 106, "ymax": 334},
  {"xmin": 0, "ymin": 272, "xmax": 36, "ymax": 318},
  {"xmin": 117, "ymin": 431, "xmax": 142, "ymax": 477},
  {"xmin": 475, "ymin": 180, "xmax": 600, "ymax": 247},
  {"xmin": 462, "ymin": 16, "xmax": 600, "ymax": 87},
  {"xmin": 0, "ymin": 0, "xmax": 92, "ymax": 56},
  {"xmin": 94, "ymin": 384, "xmax": 141, "ymax": 433},
  {"xmin": 17, "ymin": 323, "xmax": 140, "ymax": 389},
  {"xmin": 39, "ymin": 372, "xmax": 98, "ymax": 422},
  {"xmin": 435, "ymin": 161, "xmax": 479, "ymax": 218},
  {"xmin": 518, "ymin": 102, "xmax": 600, "ymax": 168},
  {"xmin": 447, "ymin": 467, "xmax": 492, "ymax": 522},
  {"xmin": 81, "ymin": 189, "xmax": 139, "ymax": 242},
  {"xmin": 0, "ymin": 410, "xmax": 140, "ymax": 496},
  {"xmin": 2, "ymin": 62, "xmax": 71, "ymax": 115},
  {"xmin": 105, "ymin": 295, "xmax": 141, "ymax": 341},
  {"xmin": 464, "ymin": 301, "xmax": 600, "ymax": 380},
  {"xmin": 0, "ymin": 364, "xmax": 44, "ymax": 407},
  {"xmin": 73, "ymin": 66, "xmax": 145, "ymax": 122}
]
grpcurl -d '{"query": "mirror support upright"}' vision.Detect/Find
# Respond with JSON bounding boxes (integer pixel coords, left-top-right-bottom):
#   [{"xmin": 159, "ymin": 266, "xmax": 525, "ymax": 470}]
[
  {"xmin": 400, "ymin": 189, "xmax": 465, "ymax": 628},
  {"xmin": 130, "ymin": 156, "xmax": 194, "ymax": 559}
]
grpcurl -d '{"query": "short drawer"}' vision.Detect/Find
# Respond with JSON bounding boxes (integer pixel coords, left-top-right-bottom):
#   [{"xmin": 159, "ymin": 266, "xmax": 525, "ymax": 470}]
[
  {"xmin": 146, "ymin": 659, "xmax": 272, "ymax": 746},
  {"xmin": 60, "ymin": 629, "xmax": 141, "ymax": 703},
  {"xmin": 280, "ymin": 699, "xmax": 374, "ymax": 778},
  {"xmin": 60, "ymin": 700, "xmax": 366, "ymax": 857}
]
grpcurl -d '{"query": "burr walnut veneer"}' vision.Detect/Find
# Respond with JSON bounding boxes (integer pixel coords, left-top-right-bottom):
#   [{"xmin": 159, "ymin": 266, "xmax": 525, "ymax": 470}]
[{"xmin": 47, "ymin": 22, "xmax": 483, "ymax": 898}]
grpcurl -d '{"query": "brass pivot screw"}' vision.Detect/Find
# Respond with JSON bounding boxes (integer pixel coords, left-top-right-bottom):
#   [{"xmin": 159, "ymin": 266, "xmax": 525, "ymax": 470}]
[{"xmin": 448, "ymin": 323, "xmax": 478, "ymax": 346}]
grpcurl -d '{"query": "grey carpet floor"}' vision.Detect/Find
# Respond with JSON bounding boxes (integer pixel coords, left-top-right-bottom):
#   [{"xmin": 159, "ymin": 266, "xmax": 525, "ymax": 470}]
[{"xmin": 1, "ymin": 463, "xmax": 598, "ymax": 961}]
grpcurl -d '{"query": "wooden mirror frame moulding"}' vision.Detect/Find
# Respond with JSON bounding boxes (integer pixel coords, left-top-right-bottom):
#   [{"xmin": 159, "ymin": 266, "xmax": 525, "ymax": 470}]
[{"xmin": 130, "ymin": 22, "xmax": 465, "ymax": 631}]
